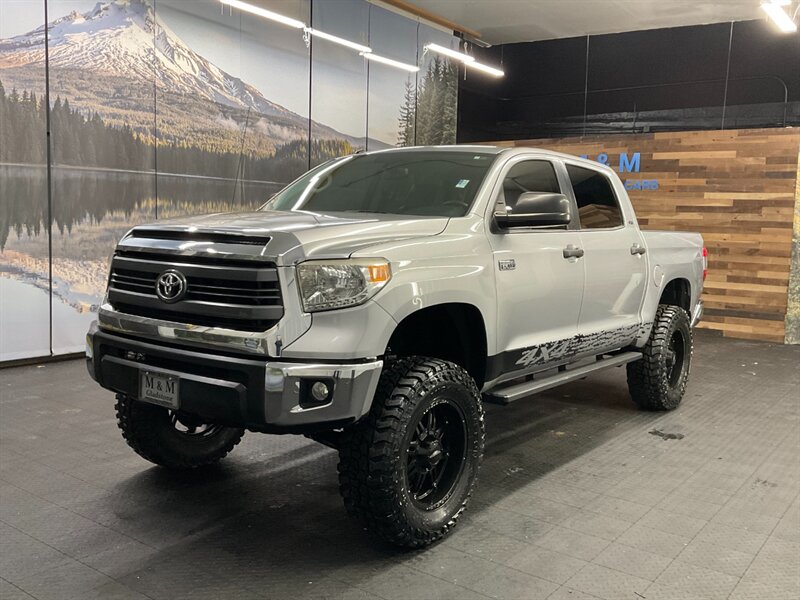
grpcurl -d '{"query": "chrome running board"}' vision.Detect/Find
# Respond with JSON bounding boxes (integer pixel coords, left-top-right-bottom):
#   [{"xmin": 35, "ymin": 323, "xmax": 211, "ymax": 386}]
[{"xmin": 483, "ymin": 351, "xmax": 643, "ymax": 405}]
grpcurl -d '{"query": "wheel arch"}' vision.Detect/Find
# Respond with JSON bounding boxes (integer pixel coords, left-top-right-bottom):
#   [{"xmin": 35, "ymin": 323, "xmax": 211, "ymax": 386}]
[
  {"xmin": 659, "ymin": 277, "xmax": 692, "ymax": 313},
  {"xmin": 386, "ymin": 302, "xmax": 488, "ymax": 388}
]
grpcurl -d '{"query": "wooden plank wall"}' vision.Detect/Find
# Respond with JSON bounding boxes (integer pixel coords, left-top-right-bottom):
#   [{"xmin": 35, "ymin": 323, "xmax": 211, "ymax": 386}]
[{"xmin": 491, "ymin": 128, "xmax": 800, "ymax": 343}]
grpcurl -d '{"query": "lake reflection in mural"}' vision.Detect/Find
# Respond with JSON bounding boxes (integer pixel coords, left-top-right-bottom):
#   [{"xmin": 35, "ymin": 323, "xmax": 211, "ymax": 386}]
[{"xmin": 0, "ymin": 164, "xmax": 280, "ymax": 356}]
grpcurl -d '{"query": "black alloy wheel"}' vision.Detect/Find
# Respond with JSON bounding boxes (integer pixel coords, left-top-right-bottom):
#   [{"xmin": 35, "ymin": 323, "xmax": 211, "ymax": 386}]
[
  {"xmin": 405, "ymin": 398, "xmax": 467, "ymax": 510},
  {"xmin": 337, "ymin": 357, "xmax": 485, "ymax": 548},
  {"xmin": 627, "ymin": 304, "xmax": 693, "ymax": 411},
  {"xmin": 666, "ymin": 329, "xmax": 689, "ymax": 389},
  {"xmin": 115, "ymin": 394, "xmax": 244, "ymax": 469},
  {"xmin": 169, "ymin": 411, "xmax": 225, "ymax": 437}
]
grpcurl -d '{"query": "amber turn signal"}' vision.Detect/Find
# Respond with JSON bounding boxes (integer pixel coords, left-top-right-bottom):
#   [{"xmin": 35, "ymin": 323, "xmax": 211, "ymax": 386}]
[{"xmin": 367, "ymin": 263, "xmax": 391, "ymax": 283}]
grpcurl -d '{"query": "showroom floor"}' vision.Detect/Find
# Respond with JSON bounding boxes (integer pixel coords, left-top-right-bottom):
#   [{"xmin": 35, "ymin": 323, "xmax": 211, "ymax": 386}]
[{"xmin": 1, "ymin": 331, "xmax": 798, "ymax": 600}]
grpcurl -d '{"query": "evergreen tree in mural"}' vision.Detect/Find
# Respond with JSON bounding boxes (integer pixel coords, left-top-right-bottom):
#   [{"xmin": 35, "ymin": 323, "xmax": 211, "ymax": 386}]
[
  {"xmin": 0, "ymin": 81, "xmax": 47, "ymax": 165},
  {"xmin": 397, "ymin": 78, "xmax": 416, "ymax": 147},
  {"xmin": 400, "ymin": 56, "xmax": 457, "ymax": 146}
]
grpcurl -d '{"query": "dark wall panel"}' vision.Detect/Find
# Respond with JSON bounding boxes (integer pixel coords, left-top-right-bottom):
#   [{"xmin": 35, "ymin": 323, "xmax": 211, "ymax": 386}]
[
  {"xmin": 459, "ymin": 19, "xmax": 800, "ymax": 142},
  {"xmin": 587, "ymin": 24, "xmax": 731, "ymax": 92},
  {"xmin": 499, "ymin": 37, "xmax": 587, "ymax": 97}
]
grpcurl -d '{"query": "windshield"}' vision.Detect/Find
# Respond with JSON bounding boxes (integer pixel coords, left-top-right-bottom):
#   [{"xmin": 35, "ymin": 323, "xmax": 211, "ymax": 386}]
[{"xmin": 262, "ymin": 151, "xmax": 496, "ymax": 217}]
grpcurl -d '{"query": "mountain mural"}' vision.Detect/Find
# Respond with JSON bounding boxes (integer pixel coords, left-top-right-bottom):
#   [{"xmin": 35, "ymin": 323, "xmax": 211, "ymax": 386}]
[{"xmin": 0, "ymin": 0, "xmax": 388, "ymax": 162}]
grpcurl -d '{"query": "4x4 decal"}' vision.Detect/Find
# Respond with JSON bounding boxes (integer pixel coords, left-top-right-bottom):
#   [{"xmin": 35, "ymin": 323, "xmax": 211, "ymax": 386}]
[
  {"xmin": 512, "ymin": 322, "xmax": 650, "ymax": 370},
  {"xmin": 516, "ymin": 340, "xmax": 570, "ymax": 367}
]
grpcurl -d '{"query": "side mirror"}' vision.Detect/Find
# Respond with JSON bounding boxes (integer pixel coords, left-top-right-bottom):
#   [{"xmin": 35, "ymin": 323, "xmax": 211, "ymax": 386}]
[{"xmin": 495, "ymin": 192, "xmax": 572, "ymax": 229}]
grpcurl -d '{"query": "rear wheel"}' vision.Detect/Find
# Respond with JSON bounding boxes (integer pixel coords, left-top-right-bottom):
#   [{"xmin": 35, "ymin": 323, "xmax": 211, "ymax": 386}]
[
  {"xmin": 115, "ymin": 394, "xmax": 244, "ymax": 469},
  {"xmin": 627, "ymin": 304, "xmax": 693, "ymax": 411},
  {"xmin": 337, "ymin": 357, "xmax": 485, "ymax": 548}
]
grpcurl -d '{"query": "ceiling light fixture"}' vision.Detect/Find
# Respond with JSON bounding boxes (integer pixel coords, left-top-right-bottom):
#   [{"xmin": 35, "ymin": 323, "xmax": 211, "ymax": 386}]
[
  {"xmin": 465, "ymin": 61, "xmax": 505, "ymax": 78},
  {"xmin": 424, "ymin": 43, "xmax": 475, "ymax": 63},
  {"xmin": 360, "ymin": 52, "xmax": 419, "ymax": 72},
  {"xmin": 425, "ymin": 43, "xmax": 504, "ymax": 77},
  {"xmin": 219, "ymin": 0, "xmax": 305, "ymax": 29},
  {"xmin": 304, "ymin": 28, "xmax": 372, "ymax": 53},
  {"xmin": 761, "ymin": 1, "xmax": 798, "ymax": 32}
]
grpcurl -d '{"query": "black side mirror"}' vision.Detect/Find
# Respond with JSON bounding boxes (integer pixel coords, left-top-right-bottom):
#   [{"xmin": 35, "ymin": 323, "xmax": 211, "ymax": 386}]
[{"xmin": 495, "ymin": 192, "xmax": 572, "ymax": 229}]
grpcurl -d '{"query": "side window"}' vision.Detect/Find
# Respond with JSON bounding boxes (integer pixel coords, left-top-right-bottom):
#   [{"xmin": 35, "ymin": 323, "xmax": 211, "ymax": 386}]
[
  {"xmin": 497, "ymin": 160, "xmax": 560, "ymax": 213},
  {"xmin": 567, "ymin": 165, "xmax": 624, "ymax": 229}
]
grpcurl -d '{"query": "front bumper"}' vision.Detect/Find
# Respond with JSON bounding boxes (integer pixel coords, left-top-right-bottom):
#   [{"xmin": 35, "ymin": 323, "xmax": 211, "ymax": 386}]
[{"xmin": 86, "ymin": 323, "xmax": 382, "ymax": 432}]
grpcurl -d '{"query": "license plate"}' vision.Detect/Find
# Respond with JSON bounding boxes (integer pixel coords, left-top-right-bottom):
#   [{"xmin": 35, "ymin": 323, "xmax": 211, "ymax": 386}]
[{"xmin": 140, "ymin": 371, "xmax": 180, "ymax": 409}]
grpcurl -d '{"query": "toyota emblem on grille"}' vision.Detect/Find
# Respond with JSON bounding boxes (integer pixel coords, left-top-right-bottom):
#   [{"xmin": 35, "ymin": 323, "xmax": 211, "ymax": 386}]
[{"xmin": 155, "ymin": 270, "xmax": 187, "ymax": 303}]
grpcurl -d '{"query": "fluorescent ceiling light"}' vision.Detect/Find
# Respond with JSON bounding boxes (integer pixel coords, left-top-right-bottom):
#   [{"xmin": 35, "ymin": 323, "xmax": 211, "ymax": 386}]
[
  {"xmin": 761, "ymin": 2, "xmax": 798, "ymax": 32},
  {"xmin": 424, "ymin": 43, "xmax": 475, "ymax": 63},
  {"xmin": 219, "ymin": 0, "xmax": 305, "ymax": 29},
  {"xmin": 465, "ymin": 61, "xmax": 504, "ymax": 78},
  {"xmin": 304, "ymin": 28, "xmax": 372, "ymax": 53},
  {"xmin": 360, "ymin": 52, "xmax": 419, "ymax": 72}
]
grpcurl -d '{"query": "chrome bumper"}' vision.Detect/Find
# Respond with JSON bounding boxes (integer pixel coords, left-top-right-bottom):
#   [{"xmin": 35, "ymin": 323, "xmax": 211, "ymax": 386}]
[
  {"xmin": 690, "ymin": 300, "xmax": 704, "ymax": 328},
  {"xmin": 264, "ymin": 360, "xmax": 383, "ymax": 427}
]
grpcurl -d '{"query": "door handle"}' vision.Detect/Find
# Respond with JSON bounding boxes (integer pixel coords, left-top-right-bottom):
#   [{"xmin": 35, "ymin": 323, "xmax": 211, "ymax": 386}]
[
  {"xmin": 630, "ymin": 243, "xmax": 647, "ymax": 256},
  {"xmin": 563, "ymin": 245, "xmax": 584, "ymax": 259}
]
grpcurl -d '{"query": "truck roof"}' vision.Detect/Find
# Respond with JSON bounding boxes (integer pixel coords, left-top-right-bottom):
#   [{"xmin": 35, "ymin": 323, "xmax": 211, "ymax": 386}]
[
  {"xmin": 362, "ymin": 144, "xmax": 506, "ymax": 155},
  {"xmin": 361, "ymin": 144, "xmax": 605, "ymax": 169}
]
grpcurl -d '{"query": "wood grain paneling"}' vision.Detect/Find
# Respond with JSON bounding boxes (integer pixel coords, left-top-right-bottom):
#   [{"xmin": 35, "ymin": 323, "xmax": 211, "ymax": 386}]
[{"xmin": 491, "ymin": 128, "xmax": 800, "ymax": 343}]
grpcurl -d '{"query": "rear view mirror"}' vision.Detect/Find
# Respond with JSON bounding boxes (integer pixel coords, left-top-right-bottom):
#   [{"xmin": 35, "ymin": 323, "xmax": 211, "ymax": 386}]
[{"xmin": 495, "ymin": 192, "xmax": 572, "ymax": 229}]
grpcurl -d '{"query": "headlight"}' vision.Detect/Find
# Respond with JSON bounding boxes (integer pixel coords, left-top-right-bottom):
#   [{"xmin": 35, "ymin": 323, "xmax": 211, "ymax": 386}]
[{"xmin": 296, "ymin": 259, "xmax": 391, "ymax": 312}]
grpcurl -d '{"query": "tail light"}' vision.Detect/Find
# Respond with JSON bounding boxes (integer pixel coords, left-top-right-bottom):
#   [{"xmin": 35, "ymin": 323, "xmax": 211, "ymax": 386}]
[{"xmin": 702, "ymin": 246, "xmax": 708, "ymax": 281}]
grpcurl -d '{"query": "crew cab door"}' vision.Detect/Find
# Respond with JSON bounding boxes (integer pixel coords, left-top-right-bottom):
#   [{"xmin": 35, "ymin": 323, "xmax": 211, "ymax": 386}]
[
  {"xmin": 564, "ymin": 162, "xmax": 648, "ymax": 349},
  {"xmin": 487, "ymin": 156, "xmax": 585, "ymax": 377}
]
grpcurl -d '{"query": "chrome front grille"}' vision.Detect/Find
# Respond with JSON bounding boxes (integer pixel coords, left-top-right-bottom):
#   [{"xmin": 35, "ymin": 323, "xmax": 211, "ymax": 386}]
[{"xmin": 108, "ymin": 251, "xmax": 283, "ymax": 332}]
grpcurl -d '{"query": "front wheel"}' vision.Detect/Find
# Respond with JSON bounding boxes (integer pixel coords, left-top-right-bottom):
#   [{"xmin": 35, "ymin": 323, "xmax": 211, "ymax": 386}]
[
  {"xmin": 115, "ymin": 394, "xmax": 244, "ymax": 469},
  {"xmin": 337, "ymin": 357, "xmax": 485, "ymax": 548},
  {"xmin": 627, "ymin": 304, "xmax": 693, "ymax": 411}
]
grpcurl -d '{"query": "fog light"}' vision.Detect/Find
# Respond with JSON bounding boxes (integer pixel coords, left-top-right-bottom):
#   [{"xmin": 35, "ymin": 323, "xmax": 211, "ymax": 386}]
[{"xmin": 311, "ymin": 381, "xmax": 330, "ymax": 402}]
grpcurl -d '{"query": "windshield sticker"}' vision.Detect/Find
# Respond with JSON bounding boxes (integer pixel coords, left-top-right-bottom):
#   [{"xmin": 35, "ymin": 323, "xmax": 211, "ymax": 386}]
[{"xmin": 455, "ymin": 179, "xmax": 470, "ymax": 188}]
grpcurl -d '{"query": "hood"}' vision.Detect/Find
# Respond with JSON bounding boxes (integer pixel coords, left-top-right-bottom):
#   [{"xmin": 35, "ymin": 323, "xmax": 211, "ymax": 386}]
[{"xmin": 126, "ymin": 210, "xmax": 449, "ymax": 265}]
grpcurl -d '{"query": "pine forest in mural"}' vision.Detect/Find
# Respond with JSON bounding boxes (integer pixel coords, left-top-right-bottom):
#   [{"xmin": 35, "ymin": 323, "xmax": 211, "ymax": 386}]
[{"xmin": 405, "ymin": 57, "xmax": 458, "ymax": 146}]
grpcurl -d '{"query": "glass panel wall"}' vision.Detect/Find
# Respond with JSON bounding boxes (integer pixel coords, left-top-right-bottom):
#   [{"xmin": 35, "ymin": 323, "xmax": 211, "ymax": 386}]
[
  {"xmin": 46, "ymin": 0, "xmax": 157, "ymax": 354},
  {"xmin": 416, "ymin": 23, "xmax": 458, "ymax": 145},
  {"xmin": 366, "ymin": 4, "xmax": 417, "ymax": 149},
  {"xmin": 310, "ymin": 0, "xmax": 369, "ymax": 166},
  {"xmin": 1, "ymin": 0, "xmax": 52, "ymax": 360},
  {"xmin": 0, "ymin": 0, "xmax": 460, "ymax": 362}
]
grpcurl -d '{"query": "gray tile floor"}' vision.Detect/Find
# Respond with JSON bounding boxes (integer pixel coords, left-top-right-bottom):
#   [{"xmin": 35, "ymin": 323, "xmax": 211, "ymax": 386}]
[{"xmin": 1, "ymin": 331, "xmax": 798, "ymax": 600}]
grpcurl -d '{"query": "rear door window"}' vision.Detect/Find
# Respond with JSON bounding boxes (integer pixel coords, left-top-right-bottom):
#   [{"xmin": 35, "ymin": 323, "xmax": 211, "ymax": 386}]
[{"xmin": 567, "ymin": 165, "xmax": 624, "ymax": 229}]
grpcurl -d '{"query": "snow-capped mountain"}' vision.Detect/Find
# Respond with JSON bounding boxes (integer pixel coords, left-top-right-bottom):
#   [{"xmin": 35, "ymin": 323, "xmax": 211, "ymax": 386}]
[{"xmin": 0, "ymin": 0, "xmax": 383, "ymax": 148}]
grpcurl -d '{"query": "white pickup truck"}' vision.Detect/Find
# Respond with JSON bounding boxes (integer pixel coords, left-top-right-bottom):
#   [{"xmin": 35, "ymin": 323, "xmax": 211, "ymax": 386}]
[{"xmin": 86, "ymin": 146, "xmax": 706, "ymax": 547}]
